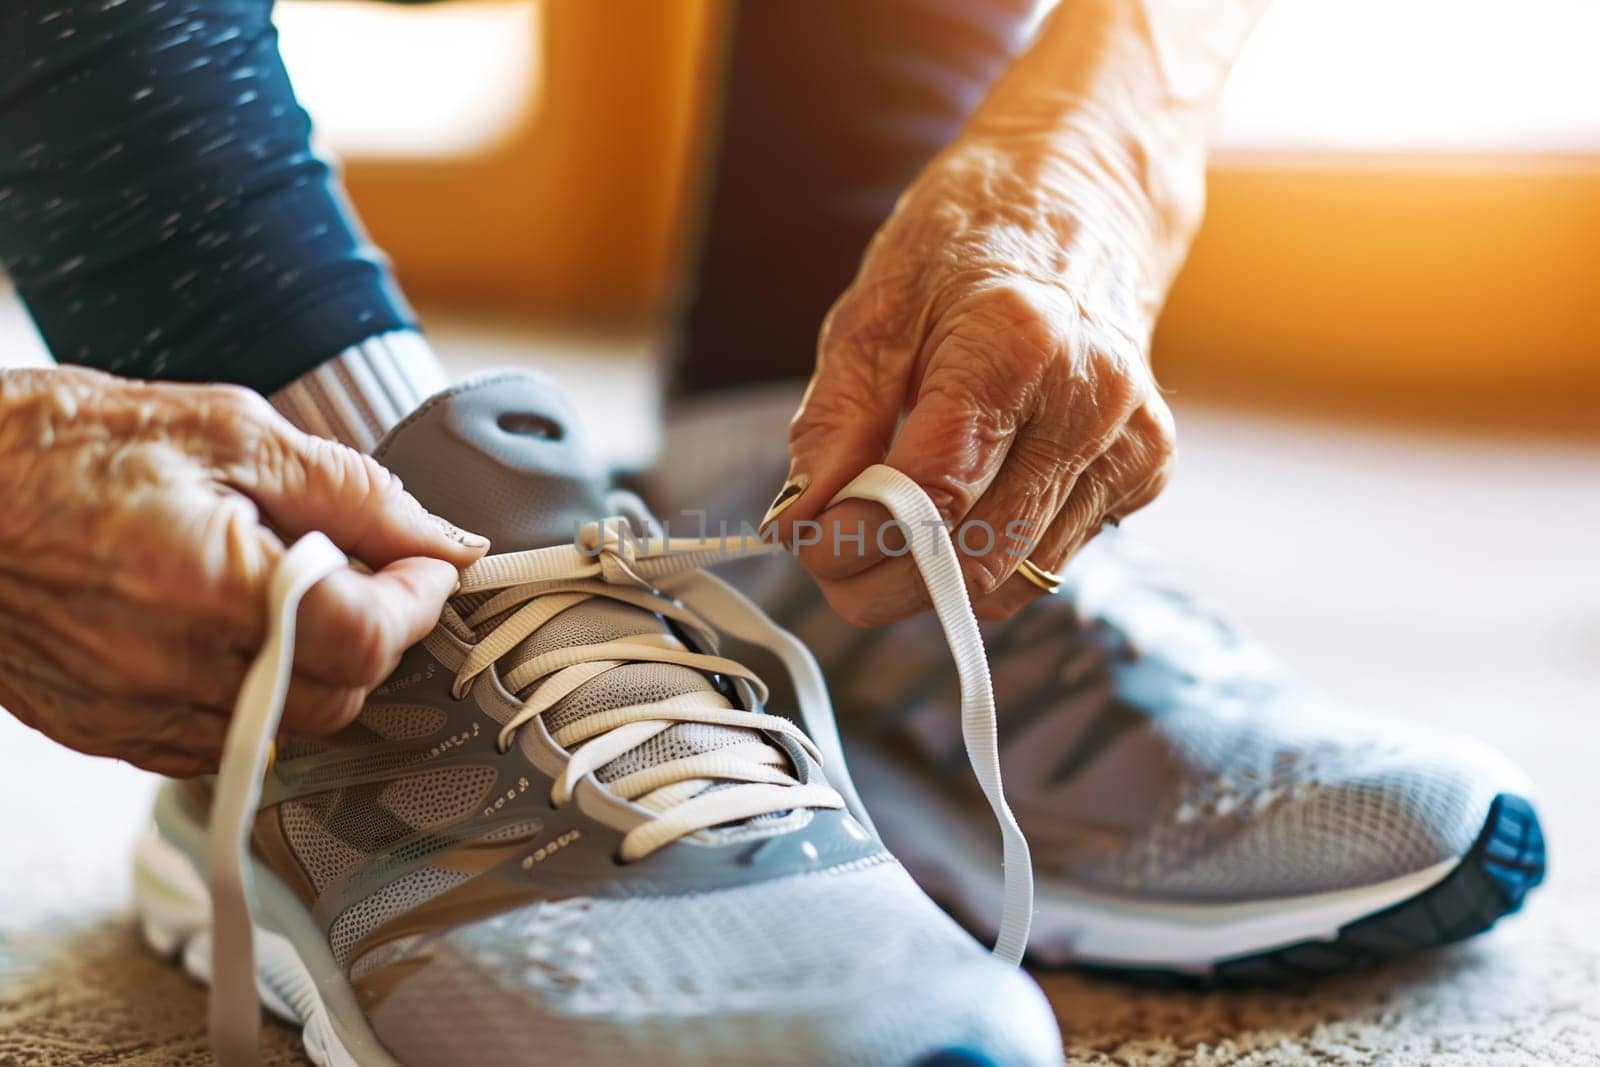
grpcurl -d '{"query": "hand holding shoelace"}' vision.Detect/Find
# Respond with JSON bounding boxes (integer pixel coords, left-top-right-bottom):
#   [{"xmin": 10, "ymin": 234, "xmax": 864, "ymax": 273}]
[
  {"xmin": 0, "ymin": 366, "xmax": 487, "ymax": 776},
  {"xmin": 769, "ymin": 130, "xmax": 1181, "ymax": 626},
  {"xmin": 758, "ymin": 0, "xmax": 1278, "ymax": 626}
]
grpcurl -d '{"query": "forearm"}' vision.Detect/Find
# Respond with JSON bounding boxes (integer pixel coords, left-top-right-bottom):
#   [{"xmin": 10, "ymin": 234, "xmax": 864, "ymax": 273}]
[
  {"xmin": 0, "ymin": 0, "xmax": 414, "ymax": 392},
  {"xmin": 960, "ymin": 0, "xmax": 1271, "ymax": 311}
]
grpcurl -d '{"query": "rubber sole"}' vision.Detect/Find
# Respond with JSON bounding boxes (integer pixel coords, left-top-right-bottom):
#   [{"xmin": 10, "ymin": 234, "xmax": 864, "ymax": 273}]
[
  {"xmin": 134, "ymin": 828, "xmax": 364, "ymax": 1067},
  {"xmin": 1072, "ymin": 793, "xmax": 1547, "ymax": 987},
  {"xmin": 132, "ymin": 784, "xmax": 399, "ymax": 1066},
  {"xmin": 851, "ymin": 737, "xmax": 1548, "ymax": 979}
]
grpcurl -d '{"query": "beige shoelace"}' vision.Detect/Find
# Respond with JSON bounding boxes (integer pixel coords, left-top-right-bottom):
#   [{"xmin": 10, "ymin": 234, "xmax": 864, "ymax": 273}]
[{"xmin": 205, "ymin": 465, "xmax": 1034, "ymax": 1064}]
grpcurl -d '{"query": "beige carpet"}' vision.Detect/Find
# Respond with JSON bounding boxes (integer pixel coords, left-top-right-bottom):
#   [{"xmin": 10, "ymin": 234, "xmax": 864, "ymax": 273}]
[{"xmin": 1, "ymin": 300, "xmax": 1596, "ymax": 1063}]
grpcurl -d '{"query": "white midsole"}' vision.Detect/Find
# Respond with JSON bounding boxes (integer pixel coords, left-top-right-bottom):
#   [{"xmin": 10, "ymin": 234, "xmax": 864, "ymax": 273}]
[
  {"xmin": 850, "ymin": 744, "xmax": 1461, "ymax": 973},
  {"xmin": 130, "ymin": 783, "xmax": 396, "ymax": 1066}
]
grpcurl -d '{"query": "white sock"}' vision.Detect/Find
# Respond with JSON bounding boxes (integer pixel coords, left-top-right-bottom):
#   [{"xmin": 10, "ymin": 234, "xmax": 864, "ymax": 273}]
[{"xmin": 269, "ymin": 330, "xmax": 449, "ymax": 452}]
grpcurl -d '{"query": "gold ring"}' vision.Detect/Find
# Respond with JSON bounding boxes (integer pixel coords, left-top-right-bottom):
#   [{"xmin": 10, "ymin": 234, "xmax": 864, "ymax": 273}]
[{"xmin": 1017, "ymin": 558, "xmax": 1064, "ymax": 594}]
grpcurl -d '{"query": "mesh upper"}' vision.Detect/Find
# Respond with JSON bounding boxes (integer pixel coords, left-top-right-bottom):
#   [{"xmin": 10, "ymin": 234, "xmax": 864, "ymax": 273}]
[
  {"xmin": 651, "ymin": 385, "xmax": 1528, "ymax": 902},
  {"xmin": 280, "ymin": 763, "xmax": 498, "ymax": 895},
  {"xmin": 377, "ymin": 766, "xmax": 497, "ymax": 830},
  {"xmin": 362, "ymin": 858, "xmax": 1063, "ymax": 1066},
  {"xmin": 773, "ymin": 535, "xmax": 1526, "ymax": 899},
  {"xmin": 363, "ymin": 705, "xmax": 448, "ymax": 741},
  {"xmin": 328, "ymin": 865, "xmax": 474, "ymax": 964}
]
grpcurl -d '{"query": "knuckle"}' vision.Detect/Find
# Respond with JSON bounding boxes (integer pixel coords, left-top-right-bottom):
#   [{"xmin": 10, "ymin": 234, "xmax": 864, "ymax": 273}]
[
  {"xmin": 208, "ymin": 500, "xmax": 276, "ymax": 603},
  {"xmin": 1136, "ymin": 394, "xmax": 1177, "ymax": 455},
  {"xmin": 1126, "ymin": 462, "xmax": 1171, "ymax": 512},
  {"xmin": 962, "ymin": 283, "xmax": 1071, "ymax": 362},
  {"xmin": 343, "ymin": 449, "xmax": 412, "ymax": 523},
  {"xmin": 1148, "ymin": 423, "xmax": 1176, "ymax": 466},
  {"xmin": 357, "ymin": 451, "xmax": 402, "ymax": 498},
  {"xmin": 820, "ymin": 275, "xmax": 918, "ymax": 356},
  {"xmin": 207, "ymin": 384, "xmax": 277, "ymax": 429},
  {"xmin": 1120, "ymin": 400, "xmax": 1177, "ymax": 482},
  {"xmin": 303, "ymin": 434, "xmax": 360, "ymax": 486},
  {"xmin": 920, "ymin": 357, "xmax": 1017, "ymax": 428},
  {"xmin": 918, "ymin": 477, "xmax": 972, "ymax": 525}
]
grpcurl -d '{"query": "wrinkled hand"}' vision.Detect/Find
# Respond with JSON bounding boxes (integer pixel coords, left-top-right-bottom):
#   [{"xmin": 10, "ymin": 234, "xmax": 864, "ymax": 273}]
[
  {"xmin": 771, "ymin": 134, "xmax": 1181, "ymax": 626},
  {"xmin": 0, "ymin": 367, "xmax": 486, "ymax": 776}
]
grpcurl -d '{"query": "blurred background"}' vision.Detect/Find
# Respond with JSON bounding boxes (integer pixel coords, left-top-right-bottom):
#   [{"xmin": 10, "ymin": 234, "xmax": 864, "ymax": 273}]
[
  {"xmin": 1, "ymin": 0, "xmax": 1597, "ymax": 1061},
  {"xmin": 282, "ymin": 0, "xmax": 1600, "ymax": 431}
]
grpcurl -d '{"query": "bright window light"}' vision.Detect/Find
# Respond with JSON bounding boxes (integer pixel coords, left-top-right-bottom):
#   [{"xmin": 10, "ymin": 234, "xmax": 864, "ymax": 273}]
[
  {"xmin": 275, "ymin": 0, "xmax": 1599, "ymax": 159},
  {"xmin": 1216, "ymin": 0, "xmax": 1600, "ymax": 152},
  {"xmin": 274, "ymin": 1, "xmax": 540, "ymax": 158}
]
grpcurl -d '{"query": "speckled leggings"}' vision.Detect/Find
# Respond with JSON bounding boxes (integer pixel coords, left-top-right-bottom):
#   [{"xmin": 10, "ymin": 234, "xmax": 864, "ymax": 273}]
[{"xmin": 0, "ymin": 0, "xmax": 1036, "ymax": 395}]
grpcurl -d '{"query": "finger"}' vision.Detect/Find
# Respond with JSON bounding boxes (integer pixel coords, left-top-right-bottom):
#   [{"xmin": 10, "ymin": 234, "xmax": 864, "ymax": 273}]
[
  {"xmin": 931, "ymin": 416, "xmax": 1102, "ymax": 605},
  {"xmin": 763, "ymin": 286, "xmax": 916, "ymax": 544},
  {"xmin": 972, "ymin": 430, "xmax": 1170, "ymax": 621},
  {"xmin": 808, "ymin": 437, "xmax": 1074, "ymax": 629},
  {"xmin": 801, "ymin": 277, "xmax": 1106, "ymax": 584},
  {"xmin": 279, "ymin": 673, "xmax": 367, "ymax": 738},
  {"xmin": 210, "ymin": 390, "xmax": 489, "ymax": 569},
  {"xmin": 812, "ymin": 558, "xmax": 933, "ymax": 629},
  {"xmin": 795, "ymin": 341, "xmax": 1027, "ymax": 582},
  {"xmin": 969, "ymin": 495, "xmax": 1086, "ymax": 623},
  {"xmin": 292, "ymin": 556, "xmax": 459, "ymax": 687},
  {"xmin": 806, "ymin": 431, "xmax": 1068, "ymax": 630},
  {"xmin": 1106, "ymin": 452, "xmax": 1171, "ymax": 527},
  {"xmin": 1103, "ymin": 397, "xmax": 1176, "ymax": 524}
]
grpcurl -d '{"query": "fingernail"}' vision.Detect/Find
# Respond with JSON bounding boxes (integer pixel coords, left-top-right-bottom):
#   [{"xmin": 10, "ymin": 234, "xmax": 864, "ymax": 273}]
[
  {"xmin": 758, "ymin": 476, "xmax": 808, "ymax": 534},
  {"xmin": 435, "ymin": 514, "xmax": 490, "ymax": 549}
]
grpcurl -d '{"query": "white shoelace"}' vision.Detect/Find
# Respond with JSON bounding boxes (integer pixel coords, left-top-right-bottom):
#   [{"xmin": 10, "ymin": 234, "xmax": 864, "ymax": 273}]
[{"xmin": 205, "ymin": 464, "xmax": 1033, "ymax": 1063}]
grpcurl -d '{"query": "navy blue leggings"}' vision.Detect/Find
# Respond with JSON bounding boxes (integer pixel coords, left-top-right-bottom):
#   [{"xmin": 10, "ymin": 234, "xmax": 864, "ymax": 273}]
[{"xmin": 0, "ymin": 0, "xmax": 1035, "ymax": 394}]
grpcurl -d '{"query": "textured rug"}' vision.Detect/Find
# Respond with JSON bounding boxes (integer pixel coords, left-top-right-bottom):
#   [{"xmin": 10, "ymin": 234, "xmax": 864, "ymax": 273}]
[{"xmin": 3, "ymin": 880, "xmax": 1596, "ymax": 1065}]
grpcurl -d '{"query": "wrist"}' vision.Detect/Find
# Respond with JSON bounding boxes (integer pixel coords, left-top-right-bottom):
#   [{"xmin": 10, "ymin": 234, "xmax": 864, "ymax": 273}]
[
  {"xmin": 964, "ymin": 103, "xmax": 1207, "ymax": 280},
  {"xmin": 956, "ymin": 0, "xmax": 1268, "ymax": 296},
  {"xmin": 933, "ymin": 128, "xmax": 1187, "ymax": 338}
]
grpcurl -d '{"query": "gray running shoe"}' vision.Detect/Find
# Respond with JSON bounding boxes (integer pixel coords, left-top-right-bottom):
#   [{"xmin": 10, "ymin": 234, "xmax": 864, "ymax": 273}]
[
  {"xmin": 133, "ymin": 374, "xmax": 1062, "ymax": 1065},
  {"xmin": 651, "ymin": 384, "xmax": 1547, "ymax": 984}
]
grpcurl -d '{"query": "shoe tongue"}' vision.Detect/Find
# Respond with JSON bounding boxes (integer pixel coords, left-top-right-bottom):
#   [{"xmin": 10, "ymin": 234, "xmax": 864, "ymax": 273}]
[
  {"xmin": 374, "ymin": 372, "xmax": 610, "ymax": 552},
  {"xmin": 376, "ymin": 373, "xmax": 779, "ymax": 828}
]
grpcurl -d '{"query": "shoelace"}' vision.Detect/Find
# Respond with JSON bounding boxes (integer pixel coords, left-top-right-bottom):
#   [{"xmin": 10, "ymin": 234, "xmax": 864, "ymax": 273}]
[{"xmin": 205, "ymin": 464, "xmax": 1033, "ymax": 1063}]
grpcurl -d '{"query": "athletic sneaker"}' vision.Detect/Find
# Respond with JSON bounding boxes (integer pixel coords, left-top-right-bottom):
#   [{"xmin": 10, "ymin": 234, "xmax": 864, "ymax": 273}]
[
  {"xmin": 650, "ymin": 384, "xmax": 1548, "ymax": 984},
  {"xmin": 133, "ymin": 373, "xmax": 1062, "ymax": 1065}
]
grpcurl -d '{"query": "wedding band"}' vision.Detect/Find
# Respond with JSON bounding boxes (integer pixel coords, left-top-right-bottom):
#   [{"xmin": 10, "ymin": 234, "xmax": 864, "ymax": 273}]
[{"xmin": 1017, "ymin": 558, "xmax": 1064, "ymax": 594}]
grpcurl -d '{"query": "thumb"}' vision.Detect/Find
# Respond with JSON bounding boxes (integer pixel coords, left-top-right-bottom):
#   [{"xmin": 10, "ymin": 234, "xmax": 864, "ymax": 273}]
[{"xmin": 235, "ymin": 420, "xmax": 489, "ymax": 570}]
